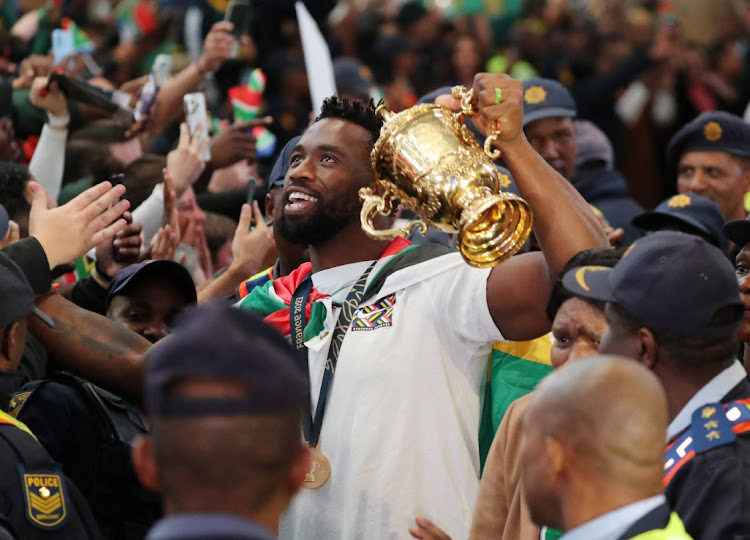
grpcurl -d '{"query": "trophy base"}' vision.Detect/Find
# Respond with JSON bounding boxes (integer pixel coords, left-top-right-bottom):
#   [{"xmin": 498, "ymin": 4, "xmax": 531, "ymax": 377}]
[{"xmin": 458, "ymin": 193, "xmax": 533, "ymax": 268}]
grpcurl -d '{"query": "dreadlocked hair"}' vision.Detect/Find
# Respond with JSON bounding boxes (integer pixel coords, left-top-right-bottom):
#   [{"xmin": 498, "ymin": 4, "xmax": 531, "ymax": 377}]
[{"xmin": 316, "ymin": 97, "xmax": 384, "ymax": 146}]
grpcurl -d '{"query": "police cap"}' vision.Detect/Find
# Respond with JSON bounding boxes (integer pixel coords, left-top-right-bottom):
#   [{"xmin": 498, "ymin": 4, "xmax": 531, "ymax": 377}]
[
  {"xmin": 562, "ymin": 231, "xmax": 743, "ymax": 341},
  {"xmin": 145, "ymin": 301, "xmax": 306, "ymax": 417},
  {"xmin": 666, "ymin": 111, "xmax": 750, "ymax": 170}
]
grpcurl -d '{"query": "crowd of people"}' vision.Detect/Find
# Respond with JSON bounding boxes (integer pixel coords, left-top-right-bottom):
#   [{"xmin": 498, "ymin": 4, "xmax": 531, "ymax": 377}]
[{"xmin": 0, "ymin": 0, "xmax": 749, "ymax": 539}]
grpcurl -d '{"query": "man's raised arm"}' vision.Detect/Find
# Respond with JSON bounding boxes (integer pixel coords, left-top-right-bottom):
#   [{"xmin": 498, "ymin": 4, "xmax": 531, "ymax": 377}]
[{"xmin": 440, "ymin": 74, "xmax": 608, "ymax": 340}]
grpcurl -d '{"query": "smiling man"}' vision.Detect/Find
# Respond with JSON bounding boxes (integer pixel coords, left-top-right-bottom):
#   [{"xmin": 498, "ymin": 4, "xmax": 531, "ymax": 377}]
[
  {"xmin": 669, "ymin": 111, "xmax": 750, "ymax": 222},
  {"xmin": 238, "ymin": 73, "xmax": 607, "ymax": 539}
]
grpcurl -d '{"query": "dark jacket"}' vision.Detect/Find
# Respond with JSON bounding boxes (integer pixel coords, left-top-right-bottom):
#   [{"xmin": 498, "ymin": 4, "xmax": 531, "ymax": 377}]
[
  {"xmin": 665, "ymin": 378, "xmax": 750, "ymax": 540},
  {"xmin": 570, "ymin": 165, "xmax": 644, "ymax": 246}
]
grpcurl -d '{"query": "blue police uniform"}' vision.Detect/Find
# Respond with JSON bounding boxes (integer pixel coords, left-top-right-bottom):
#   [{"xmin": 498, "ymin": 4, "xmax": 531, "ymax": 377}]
[
  {"xmin": 11, "ymin": 373, "xmax": 161, "ymax": 539},
  {"xmin": 662, "ymin": 363, "xmax": 750, "ymax": 540}
]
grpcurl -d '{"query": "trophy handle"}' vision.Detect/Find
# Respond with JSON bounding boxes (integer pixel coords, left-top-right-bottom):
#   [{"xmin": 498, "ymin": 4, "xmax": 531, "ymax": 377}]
[
  {"xmin": 451, "ymin": 85, "xmax": 502, "ymax": 160},
  {"xmin": 359, "ymin": 187, "xmax": 428, "ymax": 240}
]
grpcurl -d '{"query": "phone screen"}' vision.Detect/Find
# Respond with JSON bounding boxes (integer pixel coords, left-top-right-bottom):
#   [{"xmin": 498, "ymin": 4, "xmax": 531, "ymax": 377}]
[
  {"xmin": 135, "ymin": 73, "xmax": 157, "ymax": 122},
  {"xmin": 183, "ymin": 92, "xmax": 211, "ymax": 161}
]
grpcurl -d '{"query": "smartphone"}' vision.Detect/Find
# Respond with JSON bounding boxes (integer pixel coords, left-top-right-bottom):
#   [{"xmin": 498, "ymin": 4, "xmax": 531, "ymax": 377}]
[
  {"xmin": 134, "ymin": 73, "xmax": 157, "ymax": 122},
  {"xmin": 51, "ymin": 29, "xmax": 75, "ymax": 66},
  {"xmin": 152, "ymin": 54, "xmax": 173, "ymax": 87},
  {"xmin": 224, "ymin": 0, "xmax": 250, "ymax": 38},
  {"xmin": 183, "ymin": 92, "xmax": 211, "ymax": 161}
]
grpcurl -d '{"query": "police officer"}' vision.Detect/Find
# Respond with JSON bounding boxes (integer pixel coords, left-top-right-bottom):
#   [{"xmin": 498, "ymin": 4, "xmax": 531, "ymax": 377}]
[
  {"xmin": 0, "ymin": 251, "xmax": 101, "ymax": 539},
  {"xmin": 521, "ymin": 77, "xmax": 644, "ymax": 245},
  {"xmin": 562, "ymin": 231, "xmax": 750, "ymax": 540},
  {"xmin": 520, "ymin": 356, "xmax": 693, "ymax": 540},
  {"xmin": 631, "ymin": 193, "xmax": 729, "ymax": 250},
  {"xmin": 11, "ymin": 260, "xmax": 198, "ymax": 539},
  {"xmin": 130, "ymin": 302, "xmax": 309, "ymax": 539},
  {"xmin": 668, "ymin": 110, "xmax": 750, "ymax": 222}
]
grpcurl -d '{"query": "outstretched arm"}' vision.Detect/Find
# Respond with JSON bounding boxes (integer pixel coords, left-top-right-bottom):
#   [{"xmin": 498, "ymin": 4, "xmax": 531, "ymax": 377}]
[
  {"xmin": 448, "ymin": 74, "xmax": 608, "ymax": 341},
  {"xmin": 29, "ymin": 293, "xmax": 149, "ymax": 405}
]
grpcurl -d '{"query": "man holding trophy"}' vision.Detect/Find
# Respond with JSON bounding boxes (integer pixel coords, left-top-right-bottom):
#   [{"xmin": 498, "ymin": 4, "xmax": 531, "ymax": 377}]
[{"xmin": 237, "ymin": 73, "xmax": 608, "ymax": 539}]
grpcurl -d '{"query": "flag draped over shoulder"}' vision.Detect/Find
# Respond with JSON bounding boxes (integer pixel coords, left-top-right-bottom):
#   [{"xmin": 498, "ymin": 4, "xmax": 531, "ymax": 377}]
[
  {"xmin": 479, "ymin": 335, "xmax": 553, "ymax": 470},
  {"xmin": 238, "ymin": 238, "xmax": 413, "ymax": 337},
  {"xmin": 239, "ymin": 262, "xmax": 329, "ymax": 338}
]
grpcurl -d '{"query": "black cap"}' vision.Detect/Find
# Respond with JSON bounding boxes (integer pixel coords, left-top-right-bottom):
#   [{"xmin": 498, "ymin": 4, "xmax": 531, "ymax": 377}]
[
  {"xmin": 666, "ymin": 111, "xmax": 750, "ymax": 169},
  {"xmin": 269, "ymin": 135, "xmax": 301, "ymax": 189},
  {"xmin": 521, "ymin": 77, "xmax": 577, "ymax": 127},
  {"xmin": 106, "ymin": 260, "xmax": 197, "ymax": 311},
  {"xmin": 723, "ymin": 219, "xmax": 750, "ymax": 248},
  {"xmin": 145, "ymin": 301, "xmax": 306, "ymax": 416},
  {"xmin": 631, "ymin": 194, "xmax": 728, "ymax": 250},
  {"xmin": 0, "ymin": 251, "xmax": 54, "ymax": 329},
  {"xmin": 0, "ymin": 204, "xmax": 8, "ymax": 241},
  {"xmin": 334, "ymin": 57, "xmax": 377, "ymax": 101},
  {"xmin": 562, "ymin": 231, "xmax": 743, "ymax": 340}
]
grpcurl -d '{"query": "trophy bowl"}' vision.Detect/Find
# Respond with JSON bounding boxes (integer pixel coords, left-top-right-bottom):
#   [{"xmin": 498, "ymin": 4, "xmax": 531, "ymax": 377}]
[{"xmin": 359, "ymin": 94, "xmax": 533, "ymax": 268}]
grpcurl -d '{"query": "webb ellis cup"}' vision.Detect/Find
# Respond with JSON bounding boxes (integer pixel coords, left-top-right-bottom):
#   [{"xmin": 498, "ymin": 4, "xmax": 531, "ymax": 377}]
[{"xmin": 359, "ymin": 86, "xmax": 533, "ymax": 268}]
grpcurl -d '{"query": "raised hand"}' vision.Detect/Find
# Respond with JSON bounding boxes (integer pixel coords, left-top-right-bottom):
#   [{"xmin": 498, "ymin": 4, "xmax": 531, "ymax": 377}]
[
  {"xmin": 149, "ymin": 225, "xmax": 182, "ymax": 263},
  {"xmin": 28, "ymin": 181, "xmax": 129, "ymax": 269},
  {"xmin": 207, "ymin": 117, "xmax": 272, "ymax": 170},
  {"xmin": 166, "ymin": 123, "xmax": 208, "ymax": 196},
  {"xmin": 196, "ymin": 21, "xmax": 236, "ymax": 74},
  {"xmin": 29, "ymin": 76, "xmax": 68, "ymax": 118},
  {"xmin": 95, "ymin": 211, "xmax": 143, "ymax": 278},
  {"xmin": 228, "ymin": 201, "xmax": 275, "ymax": 278},
  {"xmin": 12, "ymin": 55, "xmax": 53, "ymax": 89}
]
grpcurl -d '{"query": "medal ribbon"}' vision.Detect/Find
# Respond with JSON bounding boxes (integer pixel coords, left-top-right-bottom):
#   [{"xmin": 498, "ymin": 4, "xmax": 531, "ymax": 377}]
[{"xmin": 290, "ymin": 261, "xmax": 377, "ymax": 447}]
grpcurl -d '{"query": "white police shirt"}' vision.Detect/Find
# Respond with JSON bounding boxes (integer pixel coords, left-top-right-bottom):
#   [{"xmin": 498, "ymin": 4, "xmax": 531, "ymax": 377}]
[{"xmin": 279, "ymin": 251, "xmax": 505, "ymax": 539}]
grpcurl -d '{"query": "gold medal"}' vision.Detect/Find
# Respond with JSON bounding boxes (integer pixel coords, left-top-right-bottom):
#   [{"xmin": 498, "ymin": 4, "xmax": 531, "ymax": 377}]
[{"xmin": 303, "ymin": 446, "xmax": 331, "ymax": 489}]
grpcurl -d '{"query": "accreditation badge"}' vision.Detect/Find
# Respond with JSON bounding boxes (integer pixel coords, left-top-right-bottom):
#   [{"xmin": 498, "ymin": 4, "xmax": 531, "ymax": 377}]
[{"xmin": 17, "ymin": 464, "xmax": 69, "ymax": 529}]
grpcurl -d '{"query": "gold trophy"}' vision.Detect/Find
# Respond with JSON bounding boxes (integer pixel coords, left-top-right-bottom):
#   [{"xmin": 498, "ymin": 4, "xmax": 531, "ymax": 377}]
[{"xmin": 359, "ymin": 86, "xmax": 533, "ymax": 268}]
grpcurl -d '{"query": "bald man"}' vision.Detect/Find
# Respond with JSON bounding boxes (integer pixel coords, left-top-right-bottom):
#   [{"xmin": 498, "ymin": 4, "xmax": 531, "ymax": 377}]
[{"xmin": 520, "ymin": 356, "xmax": 693, "ymax": 540}]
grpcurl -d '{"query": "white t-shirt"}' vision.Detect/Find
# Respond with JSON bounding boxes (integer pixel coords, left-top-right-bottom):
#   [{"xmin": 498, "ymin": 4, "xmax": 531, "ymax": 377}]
[{"xmin": 279, "ymin": 251, "xmax": 504, "ymax": 539}]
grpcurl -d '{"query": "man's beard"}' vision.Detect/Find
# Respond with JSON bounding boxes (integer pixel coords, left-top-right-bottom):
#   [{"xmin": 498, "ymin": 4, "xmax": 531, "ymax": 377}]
[{"xmin": 275, "ymin": 192, "xmax": 362, "ymax": 246}]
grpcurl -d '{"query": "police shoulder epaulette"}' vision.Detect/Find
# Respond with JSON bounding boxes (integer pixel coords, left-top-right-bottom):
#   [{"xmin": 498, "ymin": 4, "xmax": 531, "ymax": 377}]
[
  {"xmin": 690, "ymin": 402, "xmax": 736, "ymax": 453},
  {"xmin": 663, "ymin": 399, "xmax": 750, "ymax": 486}
]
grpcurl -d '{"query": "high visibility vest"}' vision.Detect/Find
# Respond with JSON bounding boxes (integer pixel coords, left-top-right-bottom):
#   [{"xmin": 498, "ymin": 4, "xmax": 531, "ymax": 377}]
[
  {"xmin": 629, "ymin": 512, "xmax": 693, "ymax": 540},
  {"xmin": 0, "ymin": 409, "xmax": 36, "ymax": 440}
]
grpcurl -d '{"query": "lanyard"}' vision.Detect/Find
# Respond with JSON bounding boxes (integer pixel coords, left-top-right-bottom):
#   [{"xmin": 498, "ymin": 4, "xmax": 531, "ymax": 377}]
[{"xmin": 290, "ymin": 261, "xmax": 376, "ymax": 447}]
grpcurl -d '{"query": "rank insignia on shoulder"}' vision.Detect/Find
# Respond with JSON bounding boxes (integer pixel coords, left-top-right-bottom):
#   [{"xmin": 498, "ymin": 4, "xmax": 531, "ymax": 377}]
[
  {"xmin": 691, "ymin": 402, "xmax": 736, "ymax": 454},
  {"xmin": 17, "ymin": 465, "xmax": 68, "ymax": 529},
  {"xmin": 8, "ymin": 392, "xmax": 30, "ymax": 418}
]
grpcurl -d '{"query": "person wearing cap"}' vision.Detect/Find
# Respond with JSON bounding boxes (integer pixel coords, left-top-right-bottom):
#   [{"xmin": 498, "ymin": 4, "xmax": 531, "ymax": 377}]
[
  {"xmin": 632, "ymin": 193, "xmax": 729, "ymax": 251},
  {"xmin": 334, "ymin": 57, "xmax": 380, "ymax": 103},
  {"xmin": 562, "ymin": 230, "xmax": 750, "ymax": 540},
  {"xmin": 105, "ymin": 260, "xmax": 198, "ymax": 343},
  {"xmin": 669, "ymin": 110, "xmax": 750, "ymax": 222},
  {"xmin": 520, "ymin": 356, "xmax": 693, "ymax": 540},
  {"xmin": 131, "ymin": 302, "xmax": 310, "ymax": 540},
  {"xmin": 521, "ymin": 78, "xmax": 643, "ymax": 245},
  {"xmin": 235, "ymin": 136, "xmax": 309, "ymax": 301},
  {"xmin": 721, "ymin": 218, "xmax": 750, "ymax": 373},
  {"xmin": 0, "ymin": 252, "xmax": 102, "ymax": 539},
  {"xmin": 11, "ymin": 260, "xmax": 196, "ymax": 537}
]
